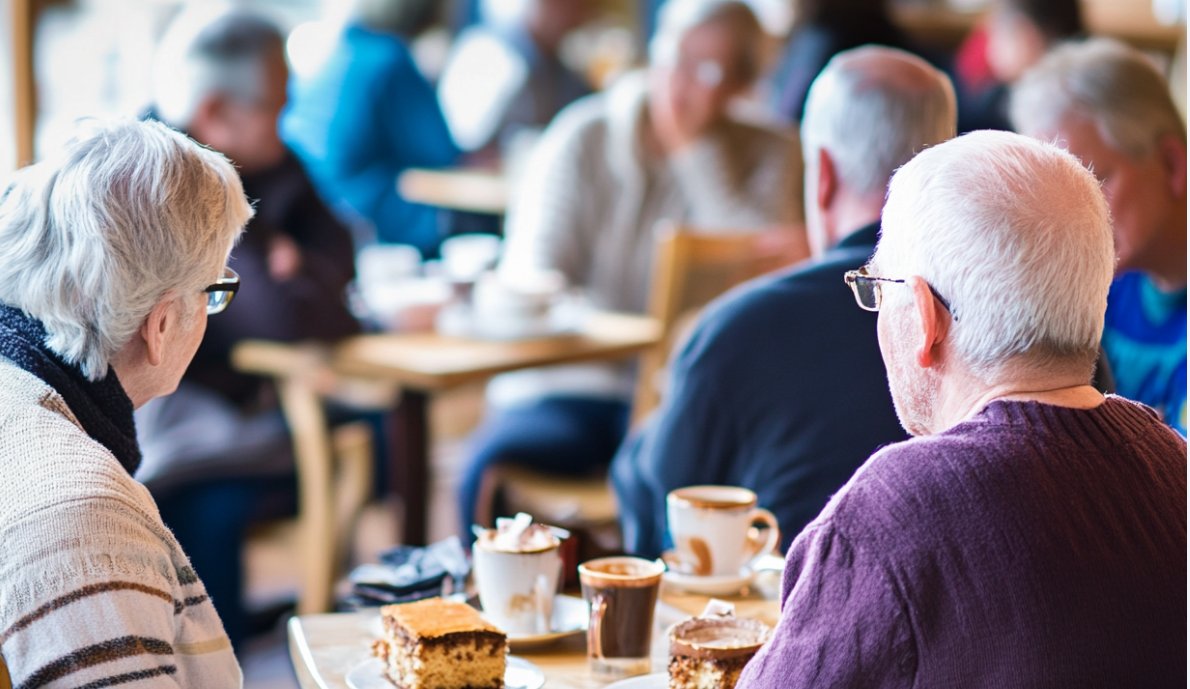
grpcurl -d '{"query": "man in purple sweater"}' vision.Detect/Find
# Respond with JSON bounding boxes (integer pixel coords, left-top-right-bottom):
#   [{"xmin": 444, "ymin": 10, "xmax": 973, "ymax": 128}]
[{"xmin": 738, "ymin": 130, "xmax": 1187, "ymax": 688}]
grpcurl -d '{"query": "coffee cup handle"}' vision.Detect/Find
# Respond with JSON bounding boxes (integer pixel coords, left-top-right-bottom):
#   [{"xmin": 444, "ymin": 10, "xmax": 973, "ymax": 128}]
[
  {"xmin": 587, "ymin": 594, "xmax": 607, "ymax": 661},
  {"xmin": 744, "ymin": 507, "xmax": 780, "ymax": 563}
]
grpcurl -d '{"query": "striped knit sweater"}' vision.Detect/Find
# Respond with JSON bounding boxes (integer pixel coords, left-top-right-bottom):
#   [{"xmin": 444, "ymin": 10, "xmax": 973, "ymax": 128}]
[{"xmin": 0, "ymin": 358, "xmax": 241, "ymax": 688}]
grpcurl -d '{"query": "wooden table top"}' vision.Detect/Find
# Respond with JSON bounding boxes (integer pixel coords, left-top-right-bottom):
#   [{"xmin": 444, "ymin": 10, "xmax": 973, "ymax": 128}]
[
  {"xmin": 287, "ymin": 582, "xmax": 782, "ymax": 689},
  {"xmin": 331, "ymin": 310, "xmax": 663, "ymax": 391},
  {"xmin": 398, "ymin": 168, "xmax": 510, "ymax": 215}
]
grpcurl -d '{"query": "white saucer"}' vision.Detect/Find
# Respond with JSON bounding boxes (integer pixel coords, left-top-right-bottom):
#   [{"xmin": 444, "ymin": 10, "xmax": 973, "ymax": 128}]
[
  {"xmin": 603, "ymin": 672, "xmax": 667, "ymax": 689},
  {"xmin": 489, "ymin": 594, "xmax": 589, "ymax": 651},
  {"xmin": 346, "ymin": 656, "xmax": 544, "ymax": 689},
  {"xmin": 662, "ymin": 569, "xmax": 754, "ymax": 596}
]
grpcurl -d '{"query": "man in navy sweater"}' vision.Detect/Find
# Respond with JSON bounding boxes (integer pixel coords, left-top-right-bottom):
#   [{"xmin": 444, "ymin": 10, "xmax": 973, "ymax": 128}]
[{"xmin": 611, "ymin": 46, "xmax": 956, "ymax": 557}]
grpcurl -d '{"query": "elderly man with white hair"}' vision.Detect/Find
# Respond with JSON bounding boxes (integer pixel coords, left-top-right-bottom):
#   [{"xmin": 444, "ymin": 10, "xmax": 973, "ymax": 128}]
[
  {"xmin": 0, "ymin": 120, "xmax": 250, "ymax": 686},
  {"xmin": 458, "ymin": 0, "xmax": 806, "ymax": 534},
  {"xmin": 1011, "ymin": 38, "xmax": 1187, "ymax": 435},
  {"xmin": 737, "ymin": 131, "xmax": 1186, "ymax": 688},
  {"xmin": 612, "ymin": 45, "xmax": 953, "ymax": 558}
]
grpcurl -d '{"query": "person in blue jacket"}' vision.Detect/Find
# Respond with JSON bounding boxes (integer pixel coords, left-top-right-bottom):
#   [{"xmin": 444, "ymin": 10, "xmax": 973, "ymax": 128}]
[{"xmin": 282, "ymin": 0, "xmax": 460, "ymax": 255}]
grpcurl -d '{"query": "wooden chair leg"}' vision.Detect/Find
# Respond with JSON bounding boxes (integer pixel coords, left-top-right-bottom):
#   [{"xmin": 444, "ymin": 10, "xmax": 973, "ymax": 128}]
[
  {"xmin": 333, "ymin": 421, "xmax": 373, "ymax": 567},
  {"xmin": 277, "ymin": 379, "xmax": 335, "ymax": 615}
]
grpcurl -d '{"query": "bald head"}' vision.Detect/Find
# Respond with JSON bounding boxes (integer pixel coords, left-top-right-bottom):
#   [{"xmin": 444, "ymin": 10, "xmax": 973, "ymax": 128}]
[{"xmin": 802, "ymin": 46, "xmax": 957, "ymax": 200}]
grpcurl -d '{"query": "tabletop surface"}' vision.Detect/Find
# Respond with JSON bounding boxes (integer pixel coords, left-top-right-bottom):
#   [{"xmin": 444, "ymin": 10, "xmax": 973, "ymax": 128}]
[
  {"xmin": 397, "ymin": 168, "xmax": 509, "ymax": 215},
  {"xmin": 288, "ymin": 582, "xmax": 782, "ymax": 689},
  {"xmin": 332, "ymin": 310, "xmax": 663, "ymax": 390}
]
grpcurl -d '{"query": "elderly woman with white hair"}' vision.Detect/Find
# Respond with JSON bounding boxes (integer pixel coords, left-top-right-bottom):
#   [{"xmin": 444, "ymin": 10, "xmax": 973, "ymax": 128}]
[
  {"xmin": 0, "ymin": 120, "xmax": 251, "ymax": 686},
  {"xmin": 458, "ymin": 0, "xmax": 807, "ymax": 533},
  {"xmin": 738, "ymin": 131, "xmax": 1185, "ymax": 688}
]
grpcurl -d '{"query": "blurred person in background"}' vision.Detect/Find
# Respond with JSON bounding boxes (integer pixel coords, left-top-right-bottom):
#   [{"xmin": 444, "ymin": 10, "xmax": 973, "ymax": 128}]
[
  {"xmin": 0, "ymin": 119, "xmax": 249, "ymax": 687},
  {"xmin": 282, "ymin": 0, "xmax": 461, "ymax": 255},
  {"xmin": 458, "ymin": 0, "xmax": 806, "ymax": 535},
  {"xmin": 146, "ymin": 10, "xmax": 360, "ymax": 648},
  {"xmin": 438, "ymin": 0, "xmax": 594, "ymax": 159},
  {"xmin": 768, "ymin": 0, "xmax": 910, "ymax": 124},
  {"xmin": 954, "ymin": 0, "xmax": 1082, "ymax": 132},
  {"xmin": 613, "ymin": 46, "xmax": 955, "ymax": 558},
  {"xmin": 1012, "ymin": 39, "xmax": 1187, "ymax": 435}
]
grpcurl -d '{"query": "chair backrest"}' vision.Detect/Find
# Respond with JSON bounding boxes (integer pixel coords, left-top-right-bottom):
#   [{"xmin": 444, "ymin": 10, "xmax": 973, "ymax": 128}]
[{"xmin": 631, "ymin": 222, "xmax": 795, "ymax": 425}]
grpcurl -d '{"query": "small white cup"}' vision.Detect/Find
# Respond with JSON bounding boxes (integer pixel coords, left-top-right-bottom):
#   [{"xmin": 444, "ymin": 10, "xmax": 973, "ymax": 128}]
[
  {"xmin": 441, "ymin": 234, "xmax": 501, "ymax": 281},
  {"xmin": 472, "ymin": 541, "xmax": 561, "ymax": 635},
  {"xmin": 666, "ymin": 486, "xmax": 779, "ymax": 577}
]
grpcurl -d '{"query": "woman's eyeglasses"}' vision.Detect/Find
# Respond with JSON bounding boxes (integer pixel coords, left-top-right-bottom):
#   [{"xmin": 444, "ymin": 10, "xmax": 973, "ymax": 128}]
[
  {"xmin": 844, "ymin": 267, "xmax": 956, "ymax": 320},
  {"xmin": 204, "ymin": 267, "xmax": 240, "ymax": 315}
]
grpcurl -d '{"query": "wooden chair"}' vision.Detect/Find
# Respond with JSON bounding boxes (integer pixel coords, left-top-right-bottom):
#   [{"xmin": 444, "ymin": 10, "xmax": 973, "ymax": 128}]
[
  {"xmin": 232, "ymin": 341, "xmax": 396, "ymax": 614},
  {"xmin": 477, "ymin": 222, "xmax": 800, "ymax": 548}
]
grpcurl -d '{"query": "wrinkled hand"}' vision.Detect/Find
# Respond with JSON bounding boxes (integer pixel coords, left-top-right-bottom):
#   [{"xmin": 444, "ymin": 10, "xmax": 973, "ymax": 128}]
[{"xmin": 268, "ymin": 234, "xmax": 303, "ymax": 282}]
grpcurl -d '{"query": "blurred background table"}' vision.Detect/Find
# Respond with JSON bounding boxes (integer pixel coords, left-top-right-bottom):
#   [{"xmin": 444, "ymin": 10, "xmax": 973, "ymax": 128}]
[
  {"xmin": 334, "ymin": 311, "xmax": 663, "ymax": 546},
  {"xmin": 287, "ymin": 585, "xmax": 782, "ymax": 689},
  {"xmin": 397, "ymin": 168, "xmax": 510, "ymax": 215}
]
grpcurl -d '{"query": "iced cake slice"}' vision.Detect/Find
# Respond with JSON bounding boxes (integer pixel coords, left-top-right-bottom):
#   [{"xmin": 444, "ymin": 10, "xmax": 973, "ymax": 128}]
[
  {"xmin": 371, "ymin": 597, "xmax": 507, "ymax": 689},
  {"xmin": 668, "ymin": 617, "xmax": 771, "ymax": 689}
]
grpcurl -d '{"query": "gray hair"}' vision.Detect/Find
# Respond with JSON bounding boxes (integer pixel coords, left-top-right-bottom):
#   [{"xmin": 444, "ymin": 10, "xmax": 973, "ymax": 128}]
[
  {"xmin": 875, "ymin": 130, "xmax": 1114, "ymax": 379},
  {"xmin": 801, "ymin": 46, "xmax": 956, "ymax": 200},
  {"xmin": 649, "ymin": 0, "xmax": 765, "ymax": 84},
  {"xmin": 0, "ymin": 118, "xmax": 252, "ymax": 379},
  {"xmin": 153, "ymin": 10, "xmax": 285, "ymax": 129},
  {"xmin": 1010, "ymin": 38, "xmax": 1186, "ymax": 159}
]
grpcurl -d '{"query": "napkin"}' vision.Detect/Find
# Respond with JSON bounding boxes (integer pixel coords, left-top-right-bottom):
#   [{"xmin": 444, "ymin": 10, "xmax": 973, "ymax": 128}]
[{"xmin": 344, "ymin": 535, "xmax": 471, "ymax": 609}]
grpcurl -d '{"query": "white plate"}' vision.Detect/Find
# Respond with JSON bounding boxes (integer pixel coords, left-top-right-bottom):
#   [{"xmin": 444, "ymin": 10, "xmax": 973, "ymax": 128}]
[
  {"xmin": 603, "ymin": 672, "xmax": 668, "ymax": 689},
  {"xmin": 346, "ymin": 656, "xmax": 544, "ymax": 689},
  {"xmin": 434, "ymin": 300, "xmax": 584, "ymax": 341},
  {"xmin": 662, "ymin": 569, "xmax": 754, "ymax": 596},
  {"xmin": 494, "ymin": 594, "xmax": 589, "ymax": 651}
]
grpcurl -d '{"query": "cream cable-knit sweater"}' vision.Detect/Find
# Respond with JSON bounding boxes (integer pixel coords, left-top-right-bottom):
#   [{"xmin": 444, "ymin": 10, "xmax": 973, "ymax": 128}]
[
  {"xmin": 491, "ymin": 71, "xmax": 806, "ymax": 407},
  {"xmin": 0, "ymin": 358, "xmax": 241, "ymax": 688}
]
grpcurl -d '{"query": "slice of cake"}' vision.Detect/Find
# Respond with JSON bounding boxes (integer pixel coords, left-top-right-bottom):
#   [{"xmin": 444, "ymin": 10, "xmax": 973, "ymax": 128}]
[
  {"xmin": 371, "ymin": 597, "xmax": 507, "ymax": 689},
  {"xmin": 668, "ymin": 617, "xmax": 771, "ymax": 689}
]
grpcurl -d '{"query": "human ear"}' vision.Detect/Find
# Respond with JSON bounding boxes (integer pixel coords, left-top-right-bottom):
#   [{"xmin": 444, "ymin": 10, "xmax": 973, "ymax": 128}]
[
  {"xmin": 907, "ymin": 276, "xmax": 947, "ymax": 368},
  {"xmin": 1157, "ymin": 134, "xmax": 1187, "ymax": 198},
  {"xmin": 139, "ymin": 297, "xmax": 175, "ymax": 368},
  {"xmin": 817, "ymin": 148, "xmax": 837, "ymax": 213}
]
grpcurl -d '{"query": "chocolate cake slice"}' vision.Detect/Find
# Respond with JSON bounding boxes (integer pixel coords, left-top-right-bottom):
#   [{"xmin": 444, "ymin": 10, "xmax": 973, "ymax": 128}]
[
  {"xmin": 372, "ymin": 597, "xmax": 507, "ymax": 689},
  {"xmin": 668, "ymin": 617, "xmax": 771, "ymax": 689}
]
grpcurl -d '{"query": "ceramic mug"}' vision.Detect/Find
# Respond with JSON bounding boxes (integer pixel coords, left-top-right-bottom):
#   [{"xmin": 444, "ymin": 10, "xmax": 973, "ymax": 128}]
[
  {"xmin": 666, "ymin": 486, "xmax": 779, "ymax": 577},
  {"xmin": 472, "ymin": 539, "xmax": 561, "ymax": 635}
]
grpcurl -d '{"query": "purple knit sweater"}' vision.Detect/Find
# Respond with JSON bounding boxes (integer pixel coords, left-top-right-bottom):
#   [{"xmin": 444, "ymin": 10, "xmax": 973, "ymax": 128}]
[{"xmin": 738, "ymin": 396, "xmax": 1186, "ymax": 689}]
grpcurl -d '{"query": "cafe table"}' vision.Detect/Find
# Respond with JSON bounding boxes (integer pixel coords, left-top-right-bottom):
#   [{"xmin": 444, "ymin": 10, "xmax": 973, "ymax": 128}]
[
  {"xmin": 397, "ymin": 168, "xmax": 509, "ymax": 215},
  {"xmin": 331, "ymin": 310, "xmax": 663, "ymax": 546},
  {"xmin": 287, "ymin": 579, "xmax": 783, "ymax": 689}
]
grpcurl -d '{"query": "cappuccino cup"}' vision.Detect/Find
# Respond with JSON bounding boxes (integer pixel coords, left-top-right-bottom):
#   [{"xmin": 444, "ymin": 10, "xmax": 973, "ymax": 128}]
[
  {"xmin": 666, "ymin": 486, "xmax": 779, "ymax": 577},
  {"xmin": 472, "ymin": 519, "xmax": 562, "ymax": 635}
]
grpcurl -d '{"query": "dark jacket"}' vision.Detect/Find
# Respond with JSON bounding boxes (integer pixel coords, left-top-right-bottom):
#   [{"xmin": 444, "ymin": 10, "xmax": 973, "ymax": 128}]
[
  {"xmin": 612, "ymin": 222, "xmax": 908, "ymax": 557},
  {"xmin": 186, "ymin": 150, "xmax": 361, "ymax": 409}
]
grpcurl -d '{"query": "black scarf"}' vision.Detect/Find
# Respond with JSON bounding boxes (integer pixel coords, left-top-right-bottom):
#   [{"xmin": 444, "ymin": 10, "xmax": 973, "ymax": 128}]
[{"xmin": 0, "ymin": 304, "xmax": 141, "ymax": 475}]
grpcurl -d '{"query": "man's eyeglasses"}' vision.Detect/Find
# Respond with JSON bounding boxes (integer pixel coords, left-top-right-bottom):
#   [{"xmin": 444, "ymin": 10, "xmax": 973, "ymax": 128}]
[
  {"xmin": 844, "ymin": 267, "xmax": 956, "ymax": 321},
  {"xmin": 204, "ymin": 267, "xmax": 240, "ymax": 315}
]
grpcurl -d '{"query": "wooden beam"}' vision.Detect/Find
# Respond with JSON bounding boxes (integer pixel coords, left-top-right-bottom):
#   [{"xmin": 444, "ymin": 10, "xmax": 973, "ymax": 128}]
[{"xmin": 12, "ymin": 0, "xmax": 34, "ymax": 168}]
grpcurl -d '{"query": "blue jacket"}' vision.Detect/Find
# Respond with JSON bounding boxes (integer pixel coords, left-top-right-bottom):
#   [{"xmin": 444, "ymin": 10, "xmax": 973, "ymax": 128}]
[
  {"xmin": 281, "ymin": 24, "xmax": 460, "ymax": 254},
  {"xmin": 612, "ymin": 222, "xmax": 909, "ymax": 557}
]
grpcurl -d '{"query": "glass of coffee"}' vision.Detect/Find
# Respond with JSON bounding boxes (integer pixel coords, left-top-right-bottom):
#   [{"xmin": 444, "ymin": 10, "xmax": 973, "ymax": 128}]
[{"xmin": 578, "ymin": 556, "xmax": 666, "ymax": 679}]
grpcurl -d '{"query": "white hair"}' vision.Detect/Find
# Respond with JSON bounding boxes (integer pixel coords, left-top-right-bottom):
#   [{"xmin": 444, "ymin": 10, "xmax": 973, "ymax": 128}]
[
  {"xmin": 801, "ymin": 46, "xmax": 956, "ymax": 199},
  {"xmin": 1010, "ymin": 38, "xmax": 1186, "ymax": 159},
  {"xmin": 0, "ymin": 118, "xmax": 252, "ymax": 379},
  {"xmin": 649, "ymin": 0, "xmax": 764, "ymax": 83},
  {"xmin": 153, "ymin": 9, "xmax": 284, "ymax": 129},
  {"xmin": 875, "ymin": 130, "xmax": 1115, "ymax": 379}
]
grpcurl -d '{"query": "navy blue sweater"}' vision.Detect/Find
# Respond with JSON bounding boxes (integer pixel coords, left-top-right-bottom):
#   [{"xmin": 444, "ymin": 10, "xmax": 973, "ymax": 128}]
[{"xmin": 612, "ymin": 222, "xmax": 908, "ymax": 557}]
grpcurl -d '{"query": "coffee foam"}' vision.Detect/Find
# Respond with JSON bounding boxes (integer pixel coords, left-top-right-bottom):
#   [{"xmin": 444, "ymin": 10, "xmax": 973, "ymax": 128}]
[{"xmin": 475, "ymin": 513, "xmax": 559, "ymax": 553}]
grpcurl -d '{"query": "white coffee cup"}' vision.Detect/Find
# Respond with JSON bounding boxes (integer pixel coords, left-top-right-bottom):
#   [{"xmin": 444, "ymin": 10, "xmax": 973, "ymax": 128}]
[
  {"xmin": 666, "ymin": 486, "xmax": 779, "ymax": 577},
  {"xmin": 472, "ymin": 538, "xmax": 562, "ymax": 635}
]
